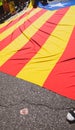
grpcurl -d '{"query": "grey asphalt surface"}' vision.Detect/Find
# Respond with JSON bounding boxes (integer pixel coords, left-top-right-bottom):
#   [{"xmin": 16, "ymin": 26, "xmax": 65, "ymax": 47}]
[
  {"xmin": 0, "ymin": 0, "xmax": 75, "ymax": 129},
  {"xmin": 0, "ymin": 72, "xmax": 75, "ymax": 130}
]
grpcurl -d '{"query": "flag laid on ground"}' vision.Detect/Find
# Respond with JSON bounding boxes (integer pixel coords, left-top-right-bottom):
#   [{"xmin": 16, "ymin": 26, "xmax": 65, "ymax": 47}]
[
  {"xmin": 38, "ymin": 0, "xmax": 75, "ymax": 10},
  {"xmin": 0, "ymin": 5, "xmax": 75, "ymax": 100}
]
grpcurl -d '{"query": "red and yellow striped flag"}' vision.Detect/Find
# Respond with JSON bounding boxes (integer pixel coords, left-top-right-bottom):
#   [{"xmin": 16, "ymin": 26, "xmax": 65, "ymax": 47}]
[{"xmin": 0, "ymin": 6, "xmax": 75, "ymax": 100}]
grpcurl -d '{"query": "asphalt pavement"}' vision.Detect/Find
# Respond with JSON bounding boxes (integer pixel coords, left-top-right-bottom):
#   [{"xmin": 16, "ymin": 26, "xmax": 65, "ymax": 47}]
[{"xmin": 0, "ymin": 72, "xmax": 75, "ymax": 130}]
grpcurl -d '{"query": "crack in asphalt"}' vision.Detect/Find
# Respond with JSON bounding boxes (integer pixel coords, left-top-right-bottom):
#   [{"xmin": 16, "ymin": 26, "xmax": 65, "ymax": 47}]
[{"xmin": 0, "ymin": 99, "xmax": 71, "ymax": 110}]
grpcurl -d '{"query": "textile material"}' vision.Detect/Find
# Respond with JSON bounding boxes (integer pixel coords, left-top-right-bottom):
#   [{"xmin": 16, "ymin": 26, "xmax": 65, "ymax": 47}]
[
  {"xmin": 38, "ymin": 0, "xmax": 75, "ymax": 10},
  {"xmin": 0, "ymin": 6, "xmax": 75, "ymax": 100}
]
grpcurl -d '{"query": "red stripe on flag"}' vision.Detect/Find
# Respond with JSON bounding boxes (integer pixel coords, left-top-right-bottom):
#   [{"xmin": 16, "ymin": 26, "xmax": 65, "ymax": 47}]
[
  {"xmin": 0, "ymin": 7, "xmax": 69, "ymax": 76},
  {"xmin": 0, "ymin": 9, "xmax": 46, "ymax": 50},
  {"xmin": 44, "ymin": 27, "xmax": 75, "ymax": 99},
  {"xmin": 0, "ymin": 9, "xmax": 33, "ymax": 33}
]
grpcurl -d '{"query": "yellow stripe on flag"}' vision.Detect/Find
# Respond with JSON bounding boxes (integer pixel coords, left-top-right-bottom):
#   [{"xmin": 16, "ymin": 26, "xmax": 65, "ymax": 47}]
[
  {"xmin": 17, "ymin": 6, "xmax": 75, "ymax": 86},
  {"xmin": 0, "ymin": 8, "xmax": 41, "ymax": 40},
  {"xmin": 0, "ymin": 10, "xmax": 56, "ymax": 66}
]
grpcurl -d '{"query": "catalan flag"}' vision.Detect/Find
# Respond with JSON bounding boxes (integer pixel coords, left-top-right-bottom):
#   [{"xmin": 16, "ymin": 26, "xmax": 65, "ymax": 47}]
[{"xmin": 0, "ymin": 5, "xmax": 75, "ymax": 100}]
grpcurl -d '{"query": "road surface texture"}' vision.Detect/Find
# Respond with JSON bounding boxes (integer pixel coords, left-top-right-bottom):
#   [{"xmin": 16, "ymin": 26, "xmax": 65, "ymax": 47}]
[{"xmin": 0, "ymin": 72, "xmax": 75, "ymax": 130}]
